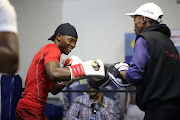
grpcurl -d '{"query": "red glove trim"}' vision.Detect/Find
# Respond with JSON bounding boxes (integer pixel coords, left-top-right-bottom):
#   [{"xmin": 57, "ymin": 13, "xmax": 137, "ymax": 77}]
[
  {"xmin": 70, "ymin": 64, "xmax": 85, "ymax": 77},
  {"xmin": 64, "ymin": 59, "xmax": 72, "ymax": 67}
]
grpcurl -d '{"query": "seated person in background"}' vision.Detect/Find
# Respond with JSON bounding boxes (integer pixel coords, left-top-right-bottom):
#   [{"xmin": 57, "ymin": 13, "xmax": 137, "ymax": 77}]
[
  {"xmin": 124, "ymin": 86, "xmax": 144, "ymax": 120},
  {"xmin": 65, "ymin": 80, "xmax": 117, "ymax": 120}
]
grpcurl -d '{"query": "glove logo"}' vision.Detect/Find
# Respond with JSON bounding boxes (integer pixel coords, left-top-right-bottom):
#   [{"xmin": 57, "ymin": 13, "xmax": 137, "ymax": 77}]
[{"xmin": 91, "ymin": 60, "xmax": 100, "ymax": 71}]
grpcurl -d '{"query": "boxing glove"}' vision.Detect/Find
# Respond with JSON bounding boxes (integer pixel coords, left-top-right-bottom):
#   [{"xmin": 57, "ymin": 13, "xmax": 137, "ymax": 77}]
[
  {"xmin": 64, "ymin": 56, "xmax": 105, "ymax": 80},
  {"xmin": 64, "ymin": 55, "xmax": 83, "ymax": 67},
  {"xmin": 57, "ymin": 56, "xmax": 83, "ymax": 86}
]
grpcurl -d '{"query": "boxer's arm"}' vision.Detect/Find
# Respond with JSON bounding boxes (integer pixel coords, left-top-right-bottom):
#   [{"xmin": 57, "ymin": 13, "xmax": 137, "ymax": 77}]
[
  {"xmin": 46, "ymin": 59, "xmax": 105, "ymax": 81},
  {"xmin": 46, "ymin": 61, "xmax": 71, "ymax": 94},
  {"xmin": 45, "ymin": 61, "xmax": 71, "ymax": 82},
  {"xmin": 50, "ymin": 81, "xmax": 65, "ymax": 95}
]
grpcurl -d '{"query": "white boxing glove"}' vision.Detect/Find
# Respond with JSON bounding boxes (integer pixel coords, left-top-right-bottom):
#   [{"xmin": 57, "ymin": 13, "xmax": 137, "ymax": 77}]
[
  {"xmin": 64, "ymin": 56, "xmax": 105, "ymax": 80},
  {"xmin": 114, "ymin": 62, "xmax": 129, "ymax": 72},
  {"xmin": 69, "ymin": 59, "xmax": 105, "ymax": 80}
]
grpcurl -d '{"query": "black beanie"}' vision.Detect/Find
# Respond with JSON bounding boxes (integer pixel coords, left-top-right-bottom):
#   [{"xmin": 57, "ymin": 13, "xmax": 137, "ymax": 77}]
[{"xmin": 48, "ymin": 23, "xmax": 78, "ymax": 40}]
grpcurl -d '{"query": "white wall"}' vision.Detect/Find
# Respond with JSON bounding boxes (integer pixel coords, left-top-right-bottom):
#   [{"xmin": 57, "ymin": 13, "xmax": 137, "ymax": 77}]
[
  {"xmin": 10, "ymin": 0, "xmax": 63, "ymax": 86},
  {"xmin": 63, "ymin": 0, "xmax": 180, "ymax": 64},
  {"xmin": 10, "ymin": 0, "xmax": 180, "ymax": 86}
]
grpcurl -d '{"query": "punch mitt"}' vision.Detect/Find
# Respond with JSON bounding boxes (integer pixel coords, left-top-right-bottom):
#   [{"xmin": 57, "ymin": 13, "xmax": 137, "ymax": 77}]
[{"xmin": 89, "ymin": 65, "xmax": 131, "ymax": 89}]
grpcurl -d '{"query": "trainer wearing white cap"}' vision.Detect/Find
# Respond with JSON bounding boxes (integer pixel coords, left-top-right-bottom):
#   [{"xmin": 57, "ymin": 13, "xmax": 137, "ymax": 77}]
[
  {"xmin": 126, "ymin": 2, "xmax": 163, "ymax": 23},
  {"xmin": 114, "ymin": 2, "xmax": 180, "ymax": 120}
]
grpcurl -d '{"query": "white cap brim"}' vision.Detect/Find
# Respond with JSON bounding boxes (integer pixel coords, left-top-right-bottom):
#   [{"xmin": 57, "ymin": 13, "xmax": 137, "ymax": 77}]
[{"xmin": 125, "ymin": 13, "xmax": 137, "ymax": 18}]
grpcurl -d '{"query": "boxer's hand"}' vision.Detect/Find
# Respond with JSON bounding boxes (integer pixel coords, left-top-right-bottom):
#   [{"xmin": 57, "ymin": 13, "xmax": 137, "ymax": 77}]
[
  {"xmin": 64, "ymin": 56, "xmax": 105, "ymax": 80},
  {"xmin": 63, "ymin": 55, "xmax": 84, "ymax": 84},
  {"xmin": 114, "ymin": 62, "xmax": 129, "ymax": 72},
  {"xmin": 69, "ymin": 59, "xmax": 105, "ymax": 80}
]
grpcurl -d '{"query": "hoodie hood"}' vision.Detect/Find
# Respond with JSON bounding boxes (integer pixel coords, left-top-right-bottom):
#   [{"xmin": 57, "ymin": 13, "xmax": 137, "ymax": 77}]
[{"xmin": 143, "ymin": 24, "xmax": 171, "ymax": 37}]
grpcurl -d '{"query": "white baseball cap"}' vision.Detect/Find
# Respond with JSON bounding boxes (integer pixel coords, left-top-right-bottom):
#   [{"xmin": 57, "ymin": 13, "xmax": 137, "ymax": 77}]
[{"xmin": 126, "ymin": 3, "xmax": 163, "ymax": 23}]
